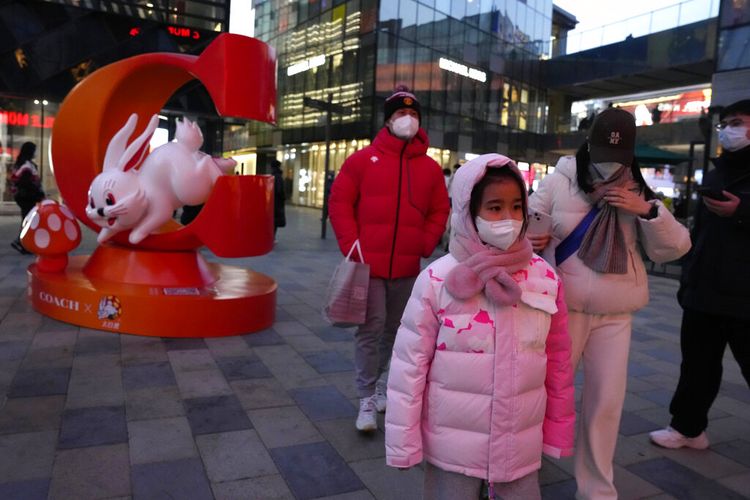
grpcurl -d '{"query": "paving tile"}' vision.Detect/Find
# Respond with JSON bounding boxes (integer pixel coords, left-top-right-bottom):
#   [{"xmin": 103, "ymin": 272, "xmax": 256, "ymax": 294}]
[
  {"xmin": 713, "ymin": 440, "xmax": 750, "ymax": 468},
  {"xmin": 185, "ymin": 395, "xmax": 252, "ymax": 435},
  {"xmin": 722, "ymin": 381, "xmax": 750, "ymax": 404},
  {"xmin": 211, "ymin": 474, "xmax": 294, "ymax": 500},
  {"xmin": 627, "ymin": 361, "xmax": 660, "ymax": 377},
  {"xmin": 315, "ymin": 418, "xmax": 386, "ymax": 462},
  {"xmin": 168, "ymin": 348, "xmax": 218, "ymax": 373},
  {"xmin": 216, "ymin": 356, "xmax": 272, "ymax": 380},
  {"xmin": 539, "ymin": 458, "xmax": 572, "ymax": 486},
  {"xmin": 58, "ymin": 406, "xmax": 128, "ymax": 449},
  {"xmin": 613, "ymin": 464, "xmax": 662, "ymax": 499},
  {"xmin": 312, "ymin": 325, "xmax": 355, "ymax": 342},
  {"xmin": 0, "ymin": 478, "xmax": 50, "ymax": 500},
  {"xmin": 315, "ymin": 490, "xmax": 375, "ymax": 500},
  {"xmin": 173, "ymin": 368, "xmax": 233, "ymax": 399},
  {"xmin": 254, "ymin": 345, "xmax": 327, "ymax": 389},
  {"xmin": 0, "ymin": 431, "xmax": 57, "ymax": 482},
  {"xmin": 639, "ymin": 388, "xmax": 675, "ymax": 406},
  {"xmin": 303, "ymin": 350, "xmax": 355, "ymax": 374},
  {"xmin": 323, "ymin": 372, "xmax": 359, "ymax": 399},
  {"xmin": 122, "ymin": 361, "xmax": 177, "ymax": 391},
  {"xmin": 125, "ymin": 385, "xmax": 185, "ymax": 421},
  {"xmin": 248, "ymin": 406, "xmax": 323, "ymax": 448},
  {"xmin": 541, "ymin": 478, "xmax": 577, "ymax": 499},
  {"xmin": 618, "ymin": 411, "xmax": 661, "ymax": 436},
  {"xmin": 204, "ymin": 335, "xmax": 254, "ymax": 358},
  {"xmin": 0, "ymin": 395, "xmax": 64, "ymax": 434},
  {"xmin": 19, "ymin": 345, "xmax": 74, "ymax": 369},
  {"xmin": 270, "ymin": 441, "xmax": 364, "ymax": 499},
  {"xmin": 74, "ymin": 335, "xmax": 120, "ymax": 355},
  {"xmin": 49, "ymin": 443, "xmax": 130, "ymax": 499},
  {"xmin": 7, "ymin": 366, "xmax": 70, "ymax": 397},
  {"xmin": 196, "ymin": 429, "xmax": 278, "ymax": 482},
  {"xmin": 718, "ymin": 471, "xmax": 750, "ymax": 497},
  {"xmin": 120, "ymin": 336, "xmax": 169, "ymax": 366},
  {"xmin": 273, "ymin": 320, "xmax": 314, "ymax": 337},
  {"xmin": 161, "ymin": 337, "xmax": 208, "ymax": 351},
  {"xmin": 627, "ymin": 457, "xmax": 746, "ymax": 499},
  {"xmin": 290, "ymin": 385, "xmax": 358, "ymax": 422},
  {"xmin": 243, "ymin": 328, "xmax": 286, "ymax": 347},
  {"xmin": 231, "ymin": 378, "xmax": 296, "ymax": 410},
  {"xmin": 284, "ymin": 333, "xmax": 330, "ymax": 353},
  {"xmin": 0, "ymin": 340, "xmax": 28, "ymax": 361},
  {"xmin": 349, "ymin": 456, "xmax": 424, "ymax": 500},
  {"xmin": 128, "ymin": 416, "xmax": 198, "ymax": 464},
  {"xmin": 65, "ymin": 373, "xmax": 124, "ymax": 409},
  {"xmin": 131, "ymin": 457, "xmax": 213, "ymax": 500}
]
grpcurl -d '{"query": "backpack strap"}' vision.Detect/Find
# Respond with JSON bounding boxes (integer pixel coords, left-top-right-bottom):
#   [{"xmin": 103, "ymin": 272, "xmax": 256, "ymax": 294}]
[{"xmin": 554, "ymin": 205, "xmax": 600, "ymax": 266}]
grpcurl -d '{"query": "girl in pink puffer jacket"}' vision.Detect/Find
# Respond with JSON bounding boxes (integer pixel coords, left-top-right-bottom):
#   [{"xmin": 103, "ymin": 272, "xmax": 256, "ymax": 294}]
[{"xmin": 385, "ymin": 154, "xmax": 575, "ymax": 500}]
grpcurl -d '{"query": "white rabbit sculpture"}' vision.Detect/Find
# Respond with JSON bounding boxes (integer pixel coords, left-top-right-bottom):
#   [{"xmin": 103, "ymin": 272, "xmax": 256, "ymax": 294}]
[{"xmin": 86, "ymin": 113, "xmax": 236, "ymax": 244}]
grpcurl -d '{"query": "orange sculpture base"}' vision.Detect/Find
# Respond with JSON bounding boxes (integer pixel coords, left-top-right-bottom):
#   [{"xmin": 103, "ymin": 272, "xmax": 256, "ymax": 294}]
[{"xmin": 28, "ymin": 250, "xmax": 276, "ymax": 337}]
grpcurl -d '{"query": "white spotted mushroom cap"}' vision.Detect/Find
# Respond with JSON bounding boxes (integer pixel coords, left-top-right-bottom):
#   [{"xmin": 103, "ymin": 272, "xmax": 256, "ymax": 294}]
[{"xmin": 20, "ymin": 200, "xmax": 81, "ymax": 254}]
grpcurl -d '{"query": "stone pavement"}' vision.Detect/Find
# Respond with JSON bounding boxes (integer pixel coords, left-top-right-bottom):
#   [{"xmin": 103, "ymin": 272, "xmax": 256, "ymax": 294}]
[{"xmin": 0, "ymin": 206, "xmax": 747, "ymax": 500}]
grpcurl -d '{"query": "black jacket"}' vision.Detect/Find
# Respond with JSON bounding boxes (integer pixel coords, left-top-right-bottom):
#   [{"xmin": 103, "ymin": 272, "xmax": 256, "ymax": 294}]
[
  {"xmin": 272, "ymin": 170, "xmax": 286, "ymax": 228},
  {"xmin": 678, "ymin": 146, "xmax": 750, "ymax": 319}
]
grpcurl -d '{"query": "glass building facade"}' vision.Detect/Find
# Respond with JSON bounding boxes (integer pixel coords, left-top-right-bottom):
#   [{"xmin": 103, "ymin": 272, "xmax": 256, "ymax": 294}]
[
  {"xmin": 717, "ymin": 0, "xmax": 750, "ymax": 71},
  {"xmin": 248, "ymin": 0, "xmax": 554, "ymax": 207}
]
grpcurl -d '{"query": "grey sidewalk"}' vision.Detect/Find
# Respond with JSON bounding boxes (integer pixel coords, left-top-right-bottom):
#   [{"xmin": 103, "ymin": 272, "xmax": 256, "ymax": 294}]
[{"xmin": 0, "ymin": 206, "xmax": 747, "ymax": 499}]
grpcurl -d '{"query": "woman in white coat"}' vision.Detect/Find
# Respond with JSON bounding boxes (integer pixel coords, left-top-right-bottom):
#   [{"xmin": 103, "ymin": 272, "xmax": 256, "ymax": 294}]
[{"xmin": 528, "ymin": 108, "xmax": 691, "ymax": 499}]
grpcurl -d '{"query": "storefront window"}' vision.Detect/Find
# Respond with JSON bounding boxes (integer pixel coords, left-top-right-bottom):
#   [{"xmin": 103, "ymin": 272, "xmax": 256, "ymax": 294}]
[{"xmin": 1, "ymin": 97, "xmax": 58, "ymax": 202}]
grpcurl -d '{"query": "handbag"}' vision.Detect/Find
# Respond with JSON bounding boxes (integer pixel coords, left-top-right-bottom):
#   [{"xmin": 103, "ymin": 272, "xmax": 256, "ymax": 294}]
[{"xmin": 323, "ymin": 240, "xmax": 370, "ymax": 327}]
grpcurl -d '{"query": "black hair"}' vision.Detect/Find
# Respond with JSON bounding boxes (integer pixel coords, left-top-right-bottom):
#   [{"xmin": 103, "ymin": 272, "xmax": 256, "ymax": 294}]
[
  {"xmin": 575, "ymin": 143, "xmax": 654, "ymax": 200},
  {"xmin": 469, "ymin": 166, "xmax": 529, "ymax": 235},
  {"xmin": 720, "ymin": 99, "xmax": 750, "ymax": 120},
  {"xmin": 442, "ymin": 168, "xmax": 451, "ymax": 176},
  {"xmin": 14, "ymin": 142, "xmax": 36, "ymax": 168}
]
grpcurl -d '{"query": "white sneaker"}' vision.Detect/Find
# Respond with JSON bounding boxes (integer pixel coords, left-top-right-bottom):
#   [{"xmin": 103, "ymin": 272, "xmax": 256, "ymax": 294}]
[
  {"xmin": 649, "ymin": 427, "xmax": 709, "ymax": 450},
  {"xmin": 374, "ymin": 382, "xmax": 387, "ymax": 413},
  {"xmin": 356, "ymin": 396, "xmax": 377, "ymax": 432}
]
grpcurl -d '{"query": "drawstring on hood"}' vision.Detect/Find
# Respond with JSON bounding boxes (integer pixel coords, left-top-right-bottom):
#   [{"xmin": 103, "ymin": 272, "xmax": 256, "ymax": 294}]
[{"xmin": 445, "ymin": 154, "xmax": 533, "ymax": 306}]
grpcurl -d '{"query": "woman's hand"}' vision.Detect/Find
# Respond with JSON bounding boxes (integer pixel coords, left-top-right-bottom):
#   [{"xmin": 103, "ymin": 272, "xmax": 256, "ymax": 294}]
[
  {"xmin": 703, "ymin": 191, "xmax": 740, "ymax": 217},
  {"xmin": 528, "ymin": 233, "xmax": 551, "ymax": 252},
  {"xmin": 603, "ymin": 187, "xmax": 652, "ymax": 217}
]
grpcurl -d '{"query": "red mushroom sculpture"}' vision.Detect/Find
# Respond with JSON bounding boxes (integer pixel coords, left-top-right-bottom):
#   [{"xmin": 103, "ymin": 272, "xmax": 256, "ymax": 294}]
[{"xmin": 20, "ymin": 200, "xmax": 81, "ymax": 272}]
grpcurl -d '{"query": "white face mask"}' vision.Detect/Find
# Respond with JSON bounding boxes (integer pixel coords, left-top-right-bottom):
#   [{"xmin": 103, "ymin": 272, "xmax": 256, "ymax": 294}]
[
  {"xmin": 719, "ymin": 126, "xmax": 750, "ymax": 152},
  {"xmin": 475, "ymin": 217, "xmax": 523, "ymax": 250},
  {"xmin": 591, "ymin": 161, "xmax": 624, "ymax": 179},
  {"xmin": 390, "ymin": 115, "xmax": 419, "ymax": 140}
]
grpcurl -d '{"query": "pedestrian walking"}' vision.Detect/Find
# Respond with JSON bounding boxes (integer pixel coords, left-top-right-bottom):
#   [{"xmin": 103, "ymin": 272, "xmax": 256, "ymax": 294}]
[
  {"xmin": 650, "ymin": 99, "xmax": 750, "ymax": 450},
  {"xmin": 527, "ymin": 108, "xmax": 691, "ymax": 499},
  {"xmin": 270, "ymin": 159, "xmax": 286, "ymax": 239},
  {"xmin": 328, "ymin": 85, "xmax": 450, "ymax": 432},
  {"xmin": 385, "ymin": 154, "xmax": 574, "ymax": 500},
  {"xmin": 9, "ymin": 142, "xmax": 44, "ymax": 254}
]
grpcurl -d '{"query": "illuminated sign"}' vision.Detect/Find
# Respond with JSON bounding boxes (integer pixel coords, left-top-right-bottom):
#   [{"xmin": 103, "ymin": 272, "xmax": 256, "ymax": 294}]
[
  {"xmin": 168, "ymin": 26, "xmax": 201, "ymax": 39},
  {"xmin": 438, "ymin": 57, "xmax": 487, "ymax": 83},
  {"xmin": 287, "ymin": 55, "xmax": 326, "ymax": 76},
  {"xmin": 0, "ymin": 111, "xmax": 55, "ymax": 129}
]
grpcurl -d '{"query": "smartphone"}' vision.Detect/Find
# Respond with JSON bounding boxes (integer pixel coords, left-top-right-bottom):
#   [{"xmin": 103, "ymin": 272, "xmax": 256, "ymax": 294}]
[
  {"xmin": 696, "ymin": 186, "xmax": 728, "ymax": 201},
  {"xmin": 528, "ymin": 210, "xmax": 553, "ymax": 235}
]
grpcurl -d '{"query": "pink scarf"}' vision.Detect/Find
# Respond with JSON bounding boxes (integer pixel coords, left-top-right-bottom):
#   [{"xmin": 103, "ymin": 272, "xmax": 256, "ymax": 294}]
[{"xmin": 445, "ymin": 232, "xmax": 533, "ymax": 306}]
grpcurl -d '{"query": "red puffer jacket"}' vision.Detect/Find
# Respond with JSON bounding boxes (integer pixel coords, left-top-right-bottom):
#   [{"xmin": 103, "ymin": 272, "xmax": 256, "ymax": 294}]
[{"xmin": 329, "ymin": 127, "xmax": 450, "ymax": 279}]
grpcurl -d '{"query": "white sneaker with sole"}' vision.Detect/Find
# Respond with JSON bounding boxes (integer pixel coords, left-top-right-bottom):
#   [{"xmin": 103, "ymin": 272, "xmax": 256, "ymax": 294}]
[
  {"xmin": 356, "ymin": 396, "xmax": 377, "ymax": 432},
  {"xmin": 374, "ymin": 382, "xmax": 387, "ymax": 413},
  {"xmin": 649, "ymin": 427, "xmax": 709, "ymax": 449}
]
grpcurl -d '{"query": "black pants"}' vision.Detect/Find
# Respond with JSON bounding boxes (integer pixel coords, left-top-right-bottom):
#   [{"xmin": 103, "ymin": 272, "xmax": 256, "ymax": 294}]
[
  {"xmin": 14, "ymin": 198, "xmax": 37, "ymax": 243},
  {"xmin": 669, "ymin": 308, "xmax": 750, "ymax": 437}
]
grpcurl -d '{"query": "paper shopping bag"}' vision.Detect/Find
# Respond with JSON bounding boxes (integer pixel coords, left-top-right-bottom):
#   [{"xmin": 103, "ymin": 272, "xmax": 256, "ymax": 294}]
[{"xmin": 323, "ymin": 240, "xmax": 370, "ymax": 327}]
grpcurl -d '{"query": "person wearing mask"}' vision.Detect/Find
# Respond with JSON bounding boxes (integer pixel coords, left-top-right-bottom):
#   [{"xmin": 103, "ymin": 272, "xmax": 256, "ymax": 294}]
[
  {"xmin": 527, "ymin": 108, "xmax": 691, "ymax": 499},
  {"xmin": 9, "ymin": 142, "xmax": 44, "ymax": 254},
  {"xmin": 650, "ymin": 99, "xmax": 750, "ymax": 450},
  {"xmin": 385, "ymin": 154, "xmax": 574, "ymax": 500},
  {"xmin": 328, "ymin": 85, "xmax": 450, "ymax": 432}
]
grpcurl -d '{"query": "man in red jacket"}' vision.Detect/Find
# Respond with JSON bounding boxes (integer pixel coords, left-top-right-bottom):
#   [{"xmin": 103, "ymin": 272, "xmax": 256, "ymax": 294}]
[{"xmin": 329, "ymin": 86, "xmax": 450, "ymax": 432}]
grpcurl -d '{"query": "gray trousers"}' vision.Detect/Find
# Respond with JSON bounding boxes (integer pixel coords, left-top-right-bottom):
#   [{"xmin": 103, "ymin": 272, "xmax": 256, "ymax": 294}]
[
  {"xmin": 424, "ymin": 462, "xmax": 541, "ymax": 500},
  {"xmin": 355, "ymin": 276, "xmax": 416, "ymax": 398}
]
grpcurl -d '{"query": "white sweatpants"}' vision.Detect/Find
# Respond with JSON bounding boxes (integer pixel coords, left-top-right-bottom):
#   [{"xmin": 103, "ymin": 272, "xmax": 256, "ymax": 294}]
[{"xmin": 568, "ymin": 311, "xmax": 632, "ymax": 500}]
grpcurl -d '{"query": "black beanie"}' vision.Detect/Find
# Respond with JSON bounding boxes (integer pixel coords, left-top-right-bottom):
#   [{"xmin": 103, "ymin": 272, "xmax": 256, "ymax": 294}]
[{"xmin": 384, "ymin": 85, "xmax": 421, "ymax": 123}]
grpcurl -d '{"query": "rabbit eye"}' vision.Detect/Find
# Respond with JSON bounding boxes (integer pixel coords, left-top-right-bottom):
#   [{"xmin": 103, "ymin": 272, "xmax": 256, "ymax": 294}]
[
  {"xmin": 89, "ymin": 197, "xmax": 95, "ymax": 209},
  {"xmin": 105, "ymin": 193, "xmax": 116, "ymax": 206}
]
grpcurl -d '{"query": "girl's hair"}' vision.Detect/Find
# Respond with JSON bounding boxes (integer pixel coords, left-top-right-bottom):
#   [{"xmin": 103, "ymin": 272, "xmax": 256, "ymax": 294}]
[
  {"xmin": 575, "ymin": 143, "xmax": 654, "ymax": 200},
  {"xmin": 14, "ymin": 142, "xmax": 36, "ymax": 168},
  {"xmin": 469, "ymin": 166, "xmax": 529, "ymax": 235}
]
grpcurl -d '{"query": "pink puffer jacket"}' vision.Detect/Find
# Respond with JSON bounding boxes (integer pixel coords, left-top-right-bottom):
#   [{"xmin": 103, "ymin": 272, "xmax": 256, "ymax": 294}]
[{"xmin": 385, "ymin": 154, "xmax": 575, "ymax": 483}]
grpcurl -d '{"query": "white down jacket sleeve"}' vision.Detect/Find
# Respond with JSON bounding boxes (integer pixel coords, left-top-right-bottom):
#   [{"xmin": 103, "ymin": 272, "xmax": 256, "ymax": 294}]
[
  {"xmin": 637, "ymin": 201, "xmax": 691, "ymax": 264},
  {"xmin": 385, "ymin": 269, "xmax": 440, "ymax": 468}
]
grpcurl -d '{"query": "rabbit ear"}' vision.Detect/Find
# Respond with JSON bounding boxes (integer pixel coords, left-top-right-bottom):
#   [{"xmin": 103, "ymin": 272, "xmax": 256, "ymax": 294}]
[
  {"xmin": 103, "ymin": 113, "xmax": 138, "ymax": 172},
  {"xmin": 117, "ymin": 114, "xmax": 159, "ymax": 172}
]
